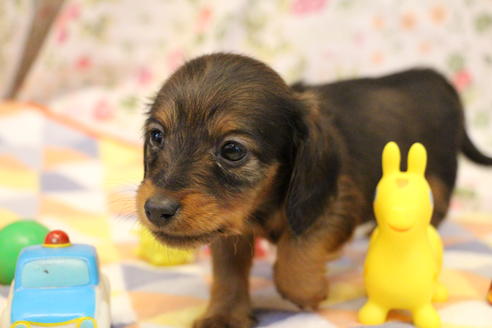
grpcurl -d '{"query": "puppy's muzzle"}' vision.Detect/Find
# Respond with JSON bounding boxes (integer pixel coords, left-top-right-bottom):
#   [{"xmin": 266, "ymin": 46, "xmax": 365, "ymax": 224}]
[{"xmin": 144, "ymin": 195, "xmax": 181, "ymax": 226}]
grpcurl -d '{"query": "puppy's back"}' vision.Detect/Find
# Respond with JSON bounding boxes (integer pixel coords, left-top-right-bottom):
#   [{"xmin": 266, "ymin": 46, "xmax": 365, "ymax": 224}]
[{"xmin": 294, "ymin": 69, "xmax": 463, "ymax": 219}]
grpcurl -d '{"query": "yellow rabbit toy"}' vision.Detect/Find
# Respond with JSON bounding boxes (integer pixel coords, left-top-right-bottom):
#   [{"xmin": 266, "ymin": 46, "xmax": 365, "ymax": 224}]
[{"xmin": 358, "ymin": 142, "xmax": 448, "ymax": 328}]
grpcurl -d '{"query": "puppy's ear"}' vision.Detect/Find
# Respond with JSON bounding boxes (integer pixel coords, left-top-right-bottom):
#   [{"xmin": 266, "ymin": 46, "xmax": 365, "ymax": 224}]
[{"xmin": 285, "ymin": 98, "xmax": 340, "ymax": 235}]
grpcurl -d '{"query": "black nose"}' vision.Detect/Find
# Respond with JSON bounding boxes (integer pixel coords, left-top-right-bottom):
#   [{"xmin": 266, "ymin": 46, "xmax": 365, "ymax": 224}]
[{"xmin": 144, "ymin": 196, "xmax": 181, "ymax": 226}]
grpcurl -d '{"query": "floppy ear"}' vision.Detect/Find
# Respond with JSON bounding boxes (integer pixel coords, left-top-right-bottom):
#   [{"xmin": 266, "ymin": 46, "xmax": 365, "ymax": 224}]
[
  {"xmin": 382, "ymin": 141, "xmax": 401, "ymax": 176},
  {"xmin": 285, "ymin": 111, "xmax": 340, "ymax": 235},
  {"xmin": 407, "ymin": 142, "xmax": 427, "ymax": 176}
]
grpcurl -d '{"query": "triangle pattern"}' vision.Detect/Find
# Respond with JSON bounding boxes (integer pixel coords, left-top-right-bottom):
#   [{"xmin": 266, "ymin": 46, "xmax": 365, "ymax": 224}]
[
  {"xmin": 446, "ymin": 240, "xmax": 492, "ymax": 255},
  {"xmin": 44, "ymin": 119, "xmax": 93, "ymax": 149},
  {"xmin": 136, "ymin": 278, "xmax": 209, "ymax": 298},
  {"xmin": 254, "ymin": 309, "xmax": 298, "ymax": 326},
  {"xmin": 462, "ymin": 222, "xmax": 492, "ymax": 238},
  {"xmin": 40, "ymin": 195, "xmax": 104, "ymax": 220},
  {"xmin": 43, "ymin": 191, "xmax": 106, "ymax": 213},
  {"xmin": 145, "ymin": 304, "xmax": 205, "ymax": 327},
  {"xmin": 99, "ymin": 138, "xmax": 142, "ymax": 190},
  {"xmin": 0, "ymin": 195, "xmax": 39, "ymax": 218},
  {"xmin": 41, "ymin": 172, "xmax": 86, "ymax": 191},
  {"xmin": 43, "ymin": 146, "xmax": 91, "ymax": 169},
  {"xmin": 0, "ymin": 154, "xmax": 31, "ymax": 170},
  {"xmin": 100, "ymin": 138, "xmax": 141, "ymax": 166},
  {"xmin": 0, "ymin": 145, "xmax": 42, "ymax": 169},
  {"xmin": 0, "ymin": 166, "xmax": 38, "ymax": 190},
  {"xmin": 440, "ymin": 269, "xmax": 479, "ymax": 300},
  {"xmin": 72, "ymin": 138, "xmax": 99, "ymax": 158},
  {"xmin": 129, "ymin": 291, "xmax": 203, "ymax": 320},
  {"xmin": 121, "ymin": 264, "xmax": 196, "ymax": 291},
  {"xmin": 51, "ymin": 161, "xmax": 103, "ymax": 190},
  {"xmin": 439, "ymin": 220, "xmax": 476, "ymax": 239},
  {"xmin": 458, "ymin": 270, "xmax": 490, "ymax": 293}
]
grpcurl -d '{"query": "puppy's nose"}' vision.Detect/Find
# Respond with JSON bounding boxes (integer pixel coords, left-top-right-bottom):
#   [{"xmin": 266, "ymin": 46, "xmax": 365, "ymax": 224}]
[{"xmin": 144, "ymin": 196, "xmax": 181, "ymax": 226}]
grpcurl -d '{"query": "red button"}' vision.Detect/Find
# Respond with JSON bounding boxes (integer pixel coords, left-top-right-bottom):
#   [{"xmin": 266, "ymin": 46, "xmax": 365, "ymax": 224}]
[{"xmin": 44, "ymin": 230, "xmax": 70, "ymax": 245}]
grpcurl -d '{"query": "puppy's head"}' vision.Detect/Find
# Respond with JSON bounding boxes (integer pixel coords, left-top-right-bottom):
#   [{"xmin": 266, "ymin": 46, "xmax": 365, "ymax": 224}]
[{"xmin": 137, "ymin": 53, "xmax": 339, "ymax": 248}]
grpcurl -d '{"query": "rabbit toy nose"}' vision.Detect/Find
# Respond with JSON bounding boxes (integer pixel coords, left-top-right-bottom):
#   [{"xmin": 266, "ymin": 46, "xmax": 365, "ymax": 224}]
[{"xmin": 396, "ymin": 178, "xmax": 409, "ymax": 188}]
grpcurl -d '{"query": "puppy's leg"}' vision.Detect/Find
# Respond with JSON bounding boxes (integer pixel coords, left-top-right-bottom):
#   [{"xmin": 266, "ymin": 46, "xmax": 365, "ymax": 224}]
[
  {"xmin": 428, "ymin": 175, "xmax": 453, "ymax": 227},
  {"xmin": 193, "ymin": 235, "xmax": 255, "ymax": 328},
  {"xmin": 274, "ymin": 175, "xmax": 362, "ymax": 310},
  {"xmin": 274, "ymin": 231, "xmax": 331, "ymax": 310}
]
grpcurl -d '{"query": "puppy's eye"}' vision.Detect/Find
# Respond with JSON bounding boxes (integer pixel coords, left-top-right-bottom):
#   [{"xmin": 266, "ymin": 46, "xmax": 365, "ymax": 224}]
[
  {"xmin": 220, "ymin": 141, "xmax": 247, "ymax": 163},
  {"xmin": 149, "ymin": 129, "xmax": 164, "ymax": 147}
]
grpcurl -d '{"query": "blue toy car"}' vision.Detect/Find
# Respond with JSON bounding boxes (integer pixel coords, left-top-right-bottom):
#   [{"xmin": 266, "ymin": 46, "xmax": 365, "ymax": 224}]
[{"xmin": 0, "ymin": 231, "xmax": 110, "ymax": 328}]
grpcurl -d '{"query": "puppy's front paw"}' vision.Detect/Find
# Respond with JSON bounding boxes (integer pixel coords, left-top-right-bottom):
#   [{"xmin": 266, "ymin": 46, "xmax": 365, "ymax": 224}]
[
  {"xmin": 276, "ymin": 279, "xmax": 328, "ymax": 310},
  {"xmin": 274, "ymin": 263, "xmax": 328, "ymax": 310},
  {"xmin": 192, "ymin": 313, "xmax": 256, "ymax": 328}
]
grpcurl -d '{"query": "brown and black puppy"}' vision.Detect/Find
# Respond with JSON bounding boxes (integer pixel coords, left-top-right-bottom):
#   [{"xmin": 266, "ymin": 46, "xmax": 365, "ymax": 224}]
[{"xmin": 136, "ymin": 53, "xmax": 492, "ymax": 328}]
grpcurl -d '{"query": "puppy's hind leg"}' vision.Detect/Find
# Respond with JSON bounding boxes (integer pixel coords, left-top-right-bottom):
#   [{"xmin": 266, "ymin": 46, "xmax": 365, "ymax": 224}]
[
  {"xmin": 427, "ymin": 175, "xmax": 453, "ymax": 227},
  {"xmin": 427, "ymin": 175, "xmax": 450, "ymax": 303}
]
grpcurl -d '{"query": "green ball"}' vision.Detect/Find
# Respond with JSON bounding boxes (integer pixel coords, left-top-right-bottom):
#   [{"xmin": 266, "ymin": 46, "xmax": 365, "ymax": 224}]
[{"xmin": 0, "ymin": 220, "xmax": 49, "ymax": 285}]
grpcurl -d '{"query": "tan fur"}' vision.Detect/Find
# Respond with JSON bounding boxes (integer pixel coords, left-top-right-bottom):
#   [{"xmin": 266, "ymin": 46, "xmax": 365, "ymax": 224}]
[
  {"xmin": 297, "ymin": 90, "xmax": 322, "ymax": 121},
  {"xmin": 138, "ymin": 163, "xmax": 280, "ymax": 249},
  {"xmin": 153, "ymin": 102, "xmax": 178, "ymax": 131}
]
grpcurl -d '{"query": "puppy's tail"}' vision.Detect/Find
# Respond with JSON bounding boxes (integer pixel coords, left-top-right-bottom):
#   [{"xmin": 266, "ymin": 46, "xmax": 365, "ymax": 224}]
[{"xmin": 462, "ymin": 131, "xmax": 492, "ymax": 165}]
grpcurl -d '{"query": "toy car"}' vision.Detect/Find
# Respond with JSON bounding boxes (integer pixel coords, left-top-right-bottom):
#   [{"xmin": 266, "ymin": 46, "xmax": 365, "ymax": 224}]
[{"xmin": 0, "ymin": 230, "xmax": 110, "ymax": 328}]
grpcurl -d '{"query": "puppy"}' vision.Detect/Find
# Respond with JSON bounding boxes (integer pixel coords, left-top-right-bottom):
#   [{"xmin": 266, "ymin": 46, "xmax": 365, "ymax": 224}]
[{"xmin": 136, "ymin": 53, "xmax": 492, "ymax": 328}]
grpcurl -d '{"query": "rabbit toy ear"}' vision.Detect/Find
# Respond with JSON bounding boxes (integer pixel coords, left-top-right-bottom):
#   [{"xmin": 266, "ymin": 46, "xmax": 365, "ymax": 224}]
[
  {"xmin": 382, "ymin": 141, "xmax": 401, "ymax": 176},
  {"xmin": 407, "ymin": 142, "xmax": 427, "ymax": 176}
]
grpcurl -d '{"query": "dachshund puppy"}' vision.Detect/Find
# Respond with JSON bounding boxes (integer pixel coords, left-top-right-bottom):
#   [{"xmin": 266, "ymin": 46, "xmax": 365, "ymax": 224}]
[{"xmin": 136, "ymin": 53, "xmax": 492, "ymax": 328}]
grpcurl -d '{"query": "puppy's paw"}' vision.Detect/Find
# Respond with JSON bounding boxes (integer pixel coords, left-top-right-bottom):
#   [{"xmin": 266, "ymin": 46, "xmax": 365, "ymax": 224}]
[
  {"xmin": 192, "ymin": 313, "xmax": 256, "ymax": 328},
  {"xmin": 274, "ymin": 263, "xmax": 328, "ymax": 310},
  {"xmin": 276, "ymin": 280, "xmax": 328, "ymax": 310}
]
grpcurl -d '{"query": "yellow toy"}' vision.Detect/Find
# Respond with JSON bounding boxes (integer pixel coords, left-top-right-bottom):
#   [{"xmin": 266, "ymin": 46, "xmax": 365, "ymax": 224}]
[
  {"xmin": 137, "ymin": 227, "xmax": 195, "ymax": 266},
  {"xmin": 358, "ymin": 142, "xmax": 448, "ymax": 328}
]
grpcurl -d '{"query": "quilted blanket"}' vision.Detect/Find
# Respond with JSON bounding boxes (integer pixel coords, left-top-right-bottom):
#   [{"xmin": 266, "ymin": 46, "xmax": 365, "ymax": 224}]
[{"xmin": 0, "ymin": 103, "xmax": 492, "ymax": 328}]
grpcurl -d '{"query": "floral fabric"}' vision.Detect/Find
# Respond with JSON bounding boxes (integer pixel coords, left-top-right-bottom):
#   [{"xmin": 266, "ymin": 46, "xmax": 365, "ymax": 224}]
[{"xmin": 0, "ymin": 0, "xmax": 32, "ymax": 98}]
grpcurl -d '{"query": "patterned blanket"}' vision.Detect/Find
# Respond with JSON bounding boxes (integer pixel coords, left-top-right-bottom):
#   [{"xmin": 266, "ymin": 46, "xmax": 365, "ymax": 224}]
[{"xmin": 0, "ymin": 103, "xmax": 491, "ymax": 328}]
